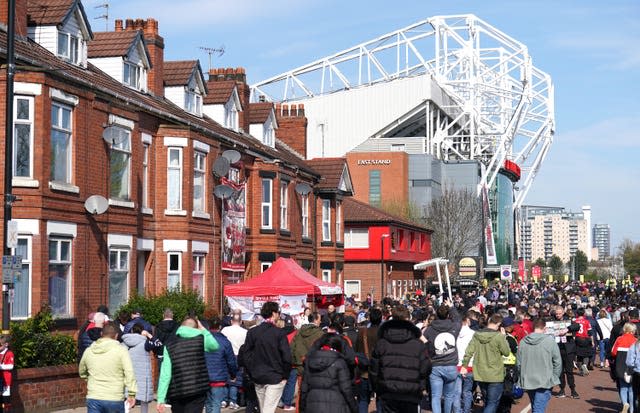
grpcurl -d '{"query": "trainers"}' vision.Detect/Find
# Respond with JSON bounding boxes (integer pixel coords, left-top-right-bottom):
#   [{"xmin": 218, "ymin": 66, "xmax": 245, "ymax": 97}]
[
  {"xmin": 228, "ymin": 402, "xmax": 240, "ymax": 410},
  {"xmin": 283, "ymin": 406, "xmax": 296, "ymax": 411},
  {"xmin": 555, "ymin": 392, "xmax": 567, "ymax": 398},
  {"xmin": 580, "ymin": 364, "xmax": 589, "ymax": 376},
  {"xmin": 570, "ymin": 391, "xmax": 580, "ymax": 399},
  {"xmin": 622, "ymin": 403, "xmax": 630, "ymax": 413},
  {"xmin": 221, "ymin": 401, "xmax": 228, "ymax": 408}
]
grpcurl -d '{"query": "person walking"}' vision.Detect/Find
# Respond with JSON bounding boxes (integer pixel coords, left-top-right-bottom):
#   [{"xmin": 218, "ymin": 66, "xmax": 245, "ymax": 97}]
[
  {"xmin": 611, "ymin": 323, "xmax": 636, "ymax": 413},
  {"xmin": 221, "ymin": 311, "xmax": 247, "ymax": 408},
  {"xmin": 460, "ymin": 313, "xmax": 510, "ymax": 413},
  {"xmin": 204, "ymin": 317, "xmax": 238, "ymax": 413},
  {"xmin": 299, "ymin": 334, "xmax": 358, "ymax": 413},
  {"xmin": 371, "ymin": 305, "xmax": 429, "ymax": 413},
  {"xmin": 121, "ymin": 324, "xmax": 162, "ymax": 413},
  {"xmin": 516, "ymin": 319, "xmax": 562, "ymax": 413},
  {"xmin": 626, "ymin": 335, "xmax": 640, "ymax": 413},
  {"xmin": 549, "ymin": 305, "xmax": 580, "ymax": 399},
  {"xmin": 78, "ymin": 323, "xmax": 137, "ymax": 413},
  {"xmin": 453, "ymin": 312, "xmax": 475, "ymax": 413},
  {"xmin": 243, "ymin": 302, "xmax": 292, "ymax": 413},
  {"xmin": 156, "ymin": 316, "xmax": 220, "ymax": 413},
  {"xmin": 597, "ymin": 309, "xmax": 613, "ymax": 368},
  {"xmin": 354, "ymin": 308, "xmax": 382, "ymax": 413}
]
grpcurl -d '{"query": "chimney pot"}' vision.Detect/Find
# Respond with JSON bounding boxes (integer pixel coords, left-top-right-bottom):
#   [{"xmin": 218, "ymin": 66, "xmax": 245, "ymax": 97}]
[
  {"xmin": 125, "ymin": 19, "xmax": 135, "ymax": 30},
  {"xmin": 115, "ymin": 19, "xmax": 123, "ymax": 31}
]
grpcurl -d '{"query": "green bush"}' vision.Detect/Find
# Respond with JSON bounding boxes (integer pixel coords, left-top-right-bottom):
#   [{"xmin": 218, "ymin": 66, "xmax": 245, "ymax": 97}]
[
  {"xmin": 117, "ymin": 287, "xmax": 207, "ymax": 326},
  {"xmin": 10, "ymin": 308, "xmax": 76, "ymax": 368}
]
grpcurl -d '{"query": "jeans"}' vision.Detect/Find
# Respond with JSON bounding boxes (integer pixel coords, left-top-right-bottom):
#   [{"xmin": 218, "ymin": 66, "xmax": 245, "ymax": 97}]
[
  {"xmin": 206, "ymin": 386, "xmax": 227, "ymax": 413},
  {"xmin": 526, "ymin": 388, "xmax": 551, "ymax": 413},
  {"xmin": 619, "ymin": 381, "xmax": 634, "ymax": 413},
  {"xmin": 86, "ymin": 399, "xmax": 124, "ymax": 413},
  {"xmin": 599, "ymin": 339, "xmax": 609, "ymax": 364},
  {"xmin": 453, "ymin": 372, "xmax": 474, "ymax": 413},
  {"xmin": 429, "ymin": 365, "xmax": 459, "ymax": 413},
  {"xmin": 255, "ymin": 381, "xmax": 286, "ymax": 413},
  {"xmin": 479, "ymin": 382, "xmax": 503, "ymax": 413},
  {"xmin": 358, "ymin": 378, "xmax": 372, "ymax": 413},
  {"xmin": 227, "ymin": 385, "xmax": 238, "ymax": 404},
  {"xmin": 280, "ymin": 368, "xmax": 298, "ymax": 407}
]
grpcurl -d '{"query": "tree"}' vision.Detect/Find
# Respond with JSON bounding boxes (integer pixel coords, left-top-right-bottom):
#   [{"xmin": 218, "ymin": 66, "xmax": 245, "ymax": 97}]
[
  {"xmin": 424, "ymin": 185, "xmax": 482, "ymax": 259},
  {"xmin": 534, "ymin": 258, "xmax": 547, "ymax": 268},
  {"xmin": 573, "ymin": 249, "xmax": 588, "ymax": 277},
  {"xmin": 548, "ymin": 254, "xmax": 564, "ymax": 275},
  {"xmin": 621, "ymin": 239, "xmax": 640, "ymax": 276},
  {"xmin": 381, "ymin": 198, "xmax": 423, "ymax": 226}
]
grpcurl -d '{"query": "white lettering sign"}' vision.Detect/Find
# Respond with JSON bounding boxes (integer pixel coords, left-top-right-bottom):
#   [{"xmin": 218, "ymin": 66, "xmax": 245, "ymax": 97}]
[{"xmin": 357, "ymin": 159, "xmax": 391, "ymax": 165}]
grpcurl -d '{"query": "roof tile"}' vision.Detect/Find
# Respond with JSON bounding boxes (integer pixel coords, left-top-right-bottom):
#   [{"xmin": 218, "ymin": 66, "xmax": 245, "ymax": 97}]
[
  {"xmin": 306, "ymin": 158, "xmax": 346, "ymax": 190},
  {"xmin": 343, "ymin": 197, "xmax": 431, "ymax": 232},
  {"xmin": 27, "ymin": 0, "xmax": 74, "ymax": 26},
  {"xmin": 164, "ymin": 60, "xmax": 198, "ymax": 86},
  {"xmin": 88, "ymin": 31, "xmax": 139, "ymax": 58},
  {"xmin": 203, "ymin": 80, "xmax": 235, "ymax": 105},
  {"xmin": 249, "ymin": 102, "xmax": 273, "ymax": 124}
]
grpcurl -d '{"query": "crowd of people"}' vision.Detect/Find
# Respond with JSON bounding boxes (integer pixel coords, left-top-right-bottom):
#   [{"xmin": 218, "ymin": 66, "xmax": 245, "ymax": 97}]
[{"xmin": 75, "ymin": 279, "xmax": 640, "ymax": 413}]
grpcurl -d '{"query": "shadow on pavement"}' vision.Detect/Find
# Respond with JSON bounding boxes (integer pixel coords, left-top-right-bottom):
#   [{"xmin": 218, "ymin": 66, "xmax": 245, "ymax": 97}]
[{"xmin": 585, "ymin": 398, "xmax": 619, "ymax": 413}]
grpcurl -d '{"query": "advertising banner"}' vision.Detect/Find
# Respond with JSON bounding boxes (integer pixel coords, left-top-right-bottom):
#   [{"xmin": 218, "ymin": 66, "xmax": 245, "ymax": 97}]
[
  {"xmin": 221, "ymin": 178, "xmax": 246, "ymax": 272},
  {"xmin": 518, "ymin": 259, "xmax": 525, "ymax": 281},
  {"xmin": 279, "ymin": 295, "xmax": 307, "ymax": 315},
  {"xmin": 226, "ymin": 296, "xmax": 254, "ymax": 320},
  {"xmin": 532, "ymin": 265, "xmax": 541, "ymax": 280},
  {"xmin": 481, "ymin": 185, "xmax": 498, "ymax": 265}
]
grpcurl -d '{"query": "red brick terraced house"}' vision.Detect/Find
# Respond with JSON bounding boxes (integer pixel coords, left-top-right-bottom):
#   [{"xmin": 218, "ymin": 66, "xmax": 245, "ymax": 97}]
[
  {"xmin": 0, "ymin": 0, "xmax": 347, "ymax": 326},
  {"xmin": 343, "ymin": 197, "xmax": 432, "ymax": 303}
]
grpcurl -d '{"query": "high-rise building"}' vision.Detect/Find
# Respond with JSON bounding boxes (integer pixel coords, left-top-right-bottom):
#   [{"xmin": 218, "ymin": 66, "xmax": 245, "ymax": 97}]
[
  {"xmin": 519, "ymin": 205, "xmax": 592, "ymax": 263},
  {"xmin": 592, "ymin": 224, "xmax": 611, "ymax": 261}
]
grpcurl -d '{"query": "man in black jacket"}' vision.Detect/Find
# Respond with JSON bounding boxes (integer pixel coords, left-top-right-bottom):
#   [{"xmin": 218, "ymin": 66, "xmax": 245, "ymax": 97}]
[
  {"xmin": 371, "ymin": 305, "xmax": 429, "ymax": 413},
  {"xmin": 549, "ymin": 305, "xmax": 581, "ymax": 399},
  {"xmin": 243, "ymin": 302, "xmax": 292, "ymax": 413}
]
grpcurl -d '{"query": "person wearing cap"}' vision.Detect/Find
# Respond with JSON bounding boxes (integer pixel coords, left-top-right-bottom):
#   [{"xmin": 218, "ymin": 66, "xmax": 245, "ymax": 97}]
[
  {"xmin": 460, "ymin": 313, "xmax": 510, "ymax": 413},
  {"xmin": 124, "ymin": 308, "xmax": 153, "ymax": 335}
]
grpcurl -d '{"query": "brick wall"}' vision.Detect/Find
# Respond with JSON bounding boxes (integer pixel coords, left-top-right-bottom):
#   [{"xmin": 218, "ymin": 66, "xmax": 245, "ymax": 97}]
[
  {"xmin": 11, "ymin": 364, "xmax": 86, "ymax": 412},
  {"xmin": 275, "ymin": 104, "xmax": 307, "ymax": 158}
]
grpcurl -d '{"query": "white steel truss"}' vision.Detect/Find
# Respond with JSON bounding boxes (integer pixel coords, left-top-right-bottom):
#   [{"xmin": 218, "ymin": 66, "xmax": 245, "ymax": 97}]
[{"xmin": 251, "ymin": 15, "xmax": 554, "ymax": 210}]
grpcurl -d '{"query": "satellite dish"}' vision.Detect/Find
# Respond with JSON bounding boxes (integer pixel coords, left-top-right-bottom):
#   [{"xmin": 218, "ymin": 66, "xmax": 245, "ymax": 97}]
[
  {"xmin": 213, "ymin": 157, "xmax": 230, "ymax": 177},
  {"xmin": 102, "ymin": 126, "xmax": 127, "ymax": 146},
  {"xmin": 222, "ymin": 149, "xmax": 241, "ymax": 164},
  {"xmin": 84, "ymin": 195, "xmax": 109, "ymax": 215},
  {"xmin": 295, "ymin": 182, "xmax": 312, "ymax": 195},
  {"xmin": 213, "ymin": 184, "xmax": 235, "ymax": 199}
]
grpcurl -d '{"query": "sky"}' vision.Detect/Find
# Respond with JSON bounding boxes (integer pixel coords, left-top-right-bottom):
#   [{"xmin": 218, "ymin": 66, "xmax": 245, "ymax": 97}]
[{"xmin": 84, "ymin": 0, "xmax": 640, "ymax": 251}]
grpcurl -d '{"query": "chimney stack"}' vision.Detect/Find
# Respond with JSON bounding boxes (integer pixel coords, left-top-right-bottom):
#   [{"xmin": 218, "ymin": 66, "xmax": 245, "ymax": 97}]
[{"xmin": 275, "ymin": 104, "xmax": 308, "ymax": 158}]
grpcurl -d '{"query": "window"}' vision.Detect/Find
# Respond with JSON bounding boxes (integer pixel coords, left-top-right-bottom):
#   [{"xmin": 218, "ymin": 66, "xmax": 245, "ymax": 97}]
[
  {"xmin": 369, "ymin": 170, "xmax": 381, "ymax": 207},
  {"xmin": 410, "ymin": 232, "xmax": 416, "ymax": 251},
  {"xmin": 261, "ymin": 179, "xmax": 272, "ymax": 229},
  {"xmin": 109, "ymin": 127, "xmax": 132, "ymax": 200},
  {"xmin": 192, "ymin": 254, "xmax": 205, "ymax": 298},
  {"xmin": 50, "ymin": 102, "xmax": 73, "ymax": 183},
  {"xmin": 225, "ymin": 101, "xmax": 238, "ymax": 130},
  {"xmin": 11, "ymin": 237, "xmax": 31, "ymax": 319},
  {"xmin": 14, "ymin": 96, "xmax": 34, "ymax": 178},
  {"xmin": 263, "ymin": 123, "xmax": 274, "ymax": 147},
  {"xmin": 301, "ymin": 194, "xmax": 309, "ymax": 238},
  {"xmin": 123, "ymin": 62, "xmax": 141, "ymax": 89},
  {"xmin": 280, "ymin": 181, "xmax": 288, "ymax": 230},
  {"xmin": 49, "ymin": 238, "xmax": 72, "ymax": 316},
  {"xmin": 185, "ymin": 90, "xmax": 202, "ymax": 115},
  {"xmin": 261, "ymin": 262, "xmax": 272, "ymax": 273},
  {"xmin": 228, "ymin": 167, "xmax": 240, "ymax": 184},
  {"xmin": 167, "ymin": 252, "xmax": 181, "ymax": 289},
  {"xmin": 167, "ymin": 148, "xmax": 183, "ymax": 210},
  {"xmin": 335, "ymin": 201, "xmax": 342, "ymax": 242},
  {"xmin": 142, "ymin": 144, "xmax": 150, "ymax": 209},
  {"xmin": 322, "ymin": 269, "xmax": 331, "ymax": 283},
  {"xmin": 391, "ymin": 143, "xmax": 406, "ymax": 151},
  {"xmin": 57, "ymin": 32, "xmax": 80, "ymax": 64},
  {"xmin": 109, "ymin": 248, "xmax": 129, "ymax": 312},
  {"xmin": 344, "ymin": 228, "xmax": 369, "ymax": 248},
  {"xmin": 344, "ymin": 280, "xmax": 361, "ymax": 301},
  {"xmin": 193, "ymin": 151, "xmax": 206, "ymax": 213},
  {"xmin": 322, "ymin": 200, "xmax": 331, "ymax": 241}
]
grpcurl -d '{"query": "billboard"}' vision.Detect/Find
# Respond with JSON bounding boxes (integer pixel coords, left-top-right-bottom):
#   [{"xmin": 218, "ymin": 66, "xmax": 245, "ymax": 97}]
[
  {"xmin": 221, "ymin": 178, "xmax": 246, "ymax": 272},
  {"xmin": 481, "ymin": 185, "xmax": 498, "ymax": 265}
]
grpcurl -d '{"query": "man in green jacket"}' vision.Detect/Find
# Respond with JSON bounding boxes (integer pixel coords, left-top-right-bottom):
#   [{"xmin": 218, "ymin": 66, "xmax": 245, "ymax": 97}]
[
  {"xmin": 461, "ymin": 313, "xmax": 510, "ymax": 413},
  {"xmin": 79, "ymin": 323, "xmax": 137, "ymax": 412},
  {"xmin": 156, "ymin": 316, "xmax": 219, "ymax": 413},
  {"xmin": 516, "ymin": 318, "xmax": 562, "ymax": 413}
]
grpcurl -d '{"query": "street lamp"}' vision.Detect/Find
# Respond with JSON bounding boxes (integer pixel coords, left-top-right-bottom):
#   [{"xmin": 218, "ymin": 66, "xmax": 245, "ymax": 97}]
[{"xmin": 380, "ymin": 233, "xmax": 390, "ymax": 303}]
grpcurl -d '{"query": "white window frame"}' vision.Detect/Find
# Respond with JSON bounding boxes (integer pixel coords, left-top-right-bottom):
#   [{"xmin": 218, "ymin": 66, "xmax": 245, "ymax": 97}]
[
  {"xmin": 11, "ymin": 236, "xmax": 32, "ymax": 319},
  {"xmin": 336, "ymin": 200, "xmax": 342, "ymax": 242},
  {"xmin": 57, "ymin": 31, "xmax": 80, "ymax": 64},
  {"xmin": 185, "ymin": 90, "xmax": 203, "ymax": 116},
  {"xmin": 322, "ymin": 199, "xmax": 331, "ymax": 241},
  {"xmin": 322, "ymin": 269, "xmax": 331, "ymax": 283},
  {"xmin": 263, "ymin": 123, "xmax": 274, "ymax": 147},
  {"xmin": 109, "ymin": 126, "xmax": 132, "ymax": 201},
  {"xmin": 280, "ymin": 181, "xmax": 288, "ymax": 230},
  {"xmin": 228, "ymin": 167, "xmax": 240, "ymax": 184},
  {"xmin": 167, "ymin": 147, "xmax": 183, "ymax": 212},
  {"xmin": 108, "ymin": 247, "xmax": 130, "ymax": 312},
  {"xmin": 344, "ymin": 228, "xmax": 369, "ymax": 248},
  {"xmin": 48, "ymin": 237, "xmax": 72, "ymax": 317},
  {"xmin": 192, "ymin": 253, "xmax": 205, "ymax": 298},
  {"xmin": 13, "ymin": 96, "xmax": 34, "ymax": 179},
  {"xmin": 224, "ymin": 100, "xmax": 238, "ymax": 130},
  {"xmin": 142, "ymin": 143, "xmax": 150, "ymax": 210},
  {"xmin": 261, "ymin": 262, "xmax": 272, "ymax": 273},
  {"xmin": 50, "ymin": 102, "xmax": 73, "ymax": 184},
  {"xmin": 344, "ymin": 280, "xmax": 361, "ymax": 301},
  {"xmin": 301, "ymin": 194, "xmax": 309, "ymax": 238},
  {"xmin": 193, "ymin": 151, "xmax": 206, "ymax": 213},
  {"xmin": 123, "ymin": 61, "xmax": 141, "ymax": 89},
  {"xmin": 167, "ymin": 252, "xmax": 182, "ymax": 290},
  {"xmin": 261, "ymin": 178, "xmax": 273, "ymax": 229}
]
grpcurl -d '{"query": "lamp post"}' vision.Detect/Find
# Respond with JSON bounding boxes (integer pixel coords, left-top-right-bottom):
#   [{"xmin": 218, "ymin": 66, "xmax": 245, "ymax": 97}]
[{"xmin": 380, "ymin": 233, "xmax": 390, "ymax": 303}]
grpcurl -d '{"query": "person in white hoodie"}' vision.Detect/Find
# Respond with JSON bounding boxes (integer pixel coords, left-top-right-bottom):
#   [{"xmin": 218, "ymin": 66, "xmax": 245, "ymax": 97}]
[{"xmin": 453, "ymin": 312, "xmax": 476, "ymax": 413}]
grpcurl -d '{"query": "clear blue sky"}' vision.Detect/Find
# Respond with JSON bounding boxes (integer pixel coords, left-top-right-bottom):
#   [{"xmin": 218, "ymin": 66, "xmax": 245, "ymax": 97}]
[{"xmin": 85, "ymin": 0, "xmax": 639, "ymax": 252}]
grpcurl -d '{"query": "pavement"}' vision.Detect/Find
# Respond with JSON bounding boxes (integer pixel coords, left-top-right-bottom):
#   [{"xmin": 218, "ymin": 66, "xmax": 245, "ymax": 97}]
[{"xmin": 53, "ymin": 365, "xmax": 622, "ymax": 413}]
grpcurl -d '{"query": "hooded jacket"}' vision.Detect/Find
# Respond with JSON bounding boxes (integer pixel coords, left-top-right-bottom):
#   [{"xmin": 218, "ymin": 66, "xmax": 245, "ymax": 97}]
[
  {"xmin": 461, "ymin": 328, "xmax": 510, "ymax": 383},
  {"xmin": 291, "ymin": 323, "xmax": 324, "ymax": 373},
  {"xmin": 371, "ymin": 319, "xmax": 429, "ymax": 402},
  {"xmin": 424, "ymin": 316, "xmax": 461, "ymax": 366},
  {"xmin": 516, "ymin": 332, "xmax": 562, "ymax": 390},
  {"xmin": 121, "ymin": 333, "xmax": 156, "ymax": 402},
  {"xmin": 79, "ymin": 337, "xmax": 137, "ymax": 401},
  {"xmin": 300, "ymin": 349, "xmax": 358, "ymax": 413}
]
